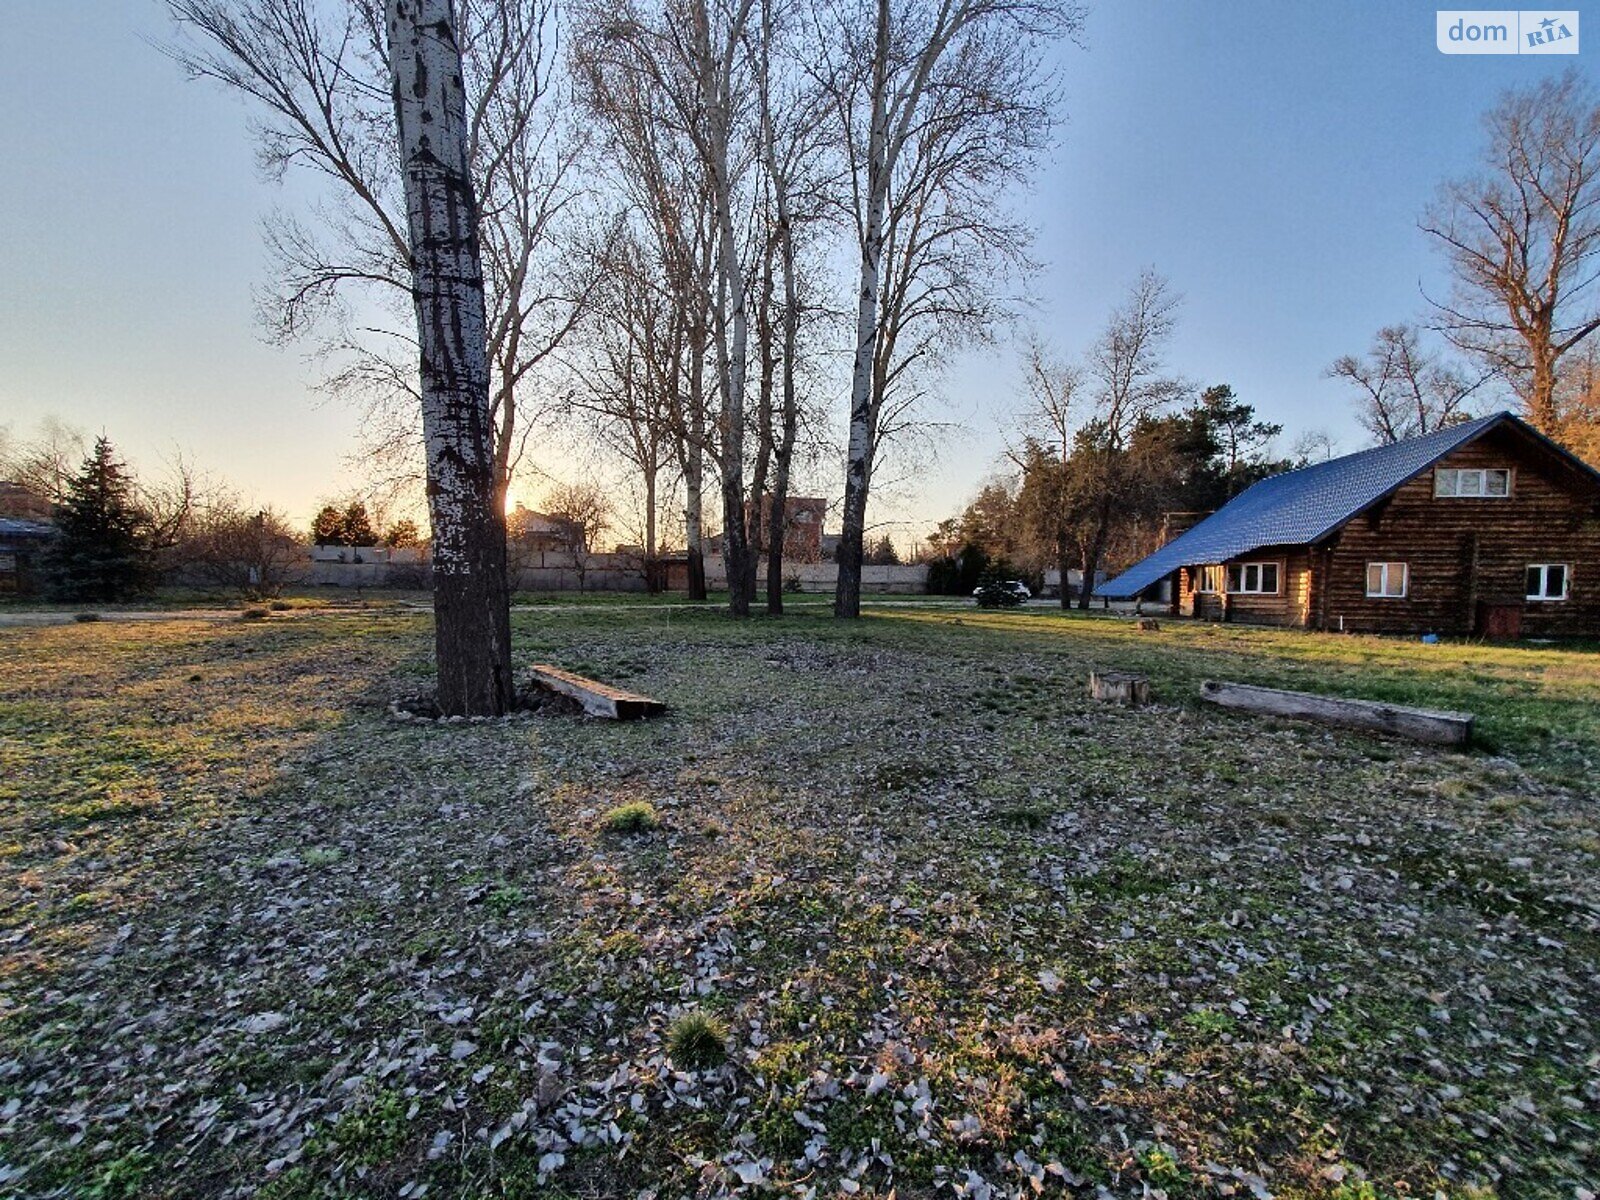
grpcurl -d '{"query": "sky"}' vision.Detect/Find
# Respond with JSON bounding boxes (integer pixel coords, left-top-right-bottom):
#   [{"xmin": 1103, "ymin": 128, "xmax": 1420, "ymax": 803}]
[{"xmin": 0, "ymin": 2, "xmax": 1592, "ymax": 541}]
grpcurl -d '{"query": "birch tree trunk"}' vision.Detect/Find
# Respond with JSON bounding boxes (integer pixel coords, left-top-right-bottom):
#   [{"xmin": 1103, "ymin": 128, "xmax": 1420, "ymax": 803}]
[
  {"xmin": 693, "ymin": 0, "xmax": 754, "ymax": 618},
  {"xmin": 684, "ymin": 444, "xmax": 708, "ymax": 600},
  {"xmin": 834, "ymin": 24, "xmax": 891, "ymax": 619},
  {"xmin": 387, "ymin": 0, "xmax": 514, "ymax": 716},
  {"xmin": 766, "ymin": 212, "xmax": 800, "ymax": 615},
  {"xmin": 758, "ymin": 0, "xmax": 801, "ymax": 616}
]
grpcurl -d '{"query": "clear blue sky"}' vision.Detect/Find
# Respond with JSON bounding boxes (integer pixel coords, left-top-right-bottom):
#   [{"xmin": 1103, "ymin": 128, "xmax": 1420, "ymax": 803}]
[{"xmin": 0, "ymin": 2, "xmax": 1591, "ymax": 535}]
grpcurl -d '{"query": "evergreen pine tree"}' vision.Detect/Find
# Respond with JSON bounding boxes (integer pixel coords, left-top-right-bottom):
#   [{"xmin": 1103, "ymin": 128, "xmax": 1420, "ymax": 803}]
[{"xmin": 46, "ymin": 437, "xmax": 152, "ymax": 601}]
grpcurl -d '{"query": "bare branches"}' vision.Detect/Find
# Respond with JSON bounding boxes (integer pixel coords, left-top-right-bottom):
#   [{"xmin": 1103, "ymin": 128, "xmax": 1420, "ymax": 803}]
[
  {"xmin": 826, "ymin": 0, "xmax": 1081, "ymax": 616},
  {"xmin": 1327, "ymin": 323, "xmax": 1488, "ymax": 445},
  {"xmin": 1084, "ymin": 269, "xmax": 1186, "ymax": 450},
  {"xmin": 1423, "ymin": 68, "xmax": 1600, "ymax": 432},
  {"xmin": 169, "ymin": 0, "xmax": 587, "ymax": 508}
]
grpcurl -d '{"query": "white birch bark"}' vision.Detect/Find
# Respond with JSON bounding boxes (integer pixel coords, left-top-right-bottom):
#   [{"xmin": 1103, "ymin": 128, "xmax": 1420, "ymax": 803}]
[{"xmin": 386, "ymin": 0, "xmax": 514, "ymax": 714}]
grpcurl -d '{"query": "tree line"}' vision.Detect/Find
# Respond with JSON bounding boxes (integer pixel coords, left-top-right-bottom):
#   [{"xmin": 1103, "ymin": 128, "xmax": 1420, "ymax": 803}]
[
  {"xmin": 923, "ymin": 271, "xmax": 1291, "ymax": 605},
  {"xmin": 165, "ymin": 0, "xmax": 1084, "ymax": 613},
  {"xmin": 153, "ymin": 5, "xmax": 1600, "ymax": 712},
  {"xmin": 928, "ymin": 69, "xmax": 1600, "ymax": 607},
  {"xmin": 0, "ymin": 429, "xmax": 303, "ymax": 602}
]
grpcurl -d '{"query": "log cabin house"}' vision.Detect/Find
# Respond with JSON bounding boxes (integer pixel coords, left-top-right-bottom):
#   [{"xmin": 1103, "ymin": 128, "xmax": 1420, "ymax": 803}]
[{"xmin": 1100, "ymin": 412, "xmax": 1600, "ymax": 637}]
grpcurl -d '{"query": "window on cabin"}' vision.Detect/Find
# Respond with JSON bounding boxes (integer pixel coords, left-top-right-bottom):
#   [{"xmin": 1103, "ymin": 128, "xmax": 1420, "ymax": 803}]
[
  {"xmin": 1526, "ymin": 564, "xmax": 1569, "ymax": 601},
  {"xmin": 1366, "ymin": 562, "xmax": 1408, "ymax": 598},
  {"xmin": 1435, "ymin": 467, "xmax": 1510, "ymax": 498},
  {"xmin": 1225, "ymin": 561, "xmax": 1281, "ymax": 594},
  {"xmin": 1193, "ymin": 565, "xmax": 1225, "ymax": 594}
]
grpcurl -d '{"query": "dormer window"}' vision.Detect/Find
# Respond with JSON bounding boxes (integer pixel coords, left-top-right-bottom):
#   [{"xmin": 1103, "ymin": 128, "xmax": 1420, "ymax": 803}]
[{"xmin": 1435, "ymin": 467, "xmax": 1510, "ymax": 498}]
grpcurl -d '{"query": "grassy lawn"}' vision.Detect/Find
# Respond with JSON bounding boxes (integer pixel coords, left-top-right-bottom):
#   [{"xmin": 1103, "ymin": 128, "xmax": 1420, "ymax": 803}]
[{"xmin": 1, "ymin": 606, "xmax": 1596, "ymax": 1199}]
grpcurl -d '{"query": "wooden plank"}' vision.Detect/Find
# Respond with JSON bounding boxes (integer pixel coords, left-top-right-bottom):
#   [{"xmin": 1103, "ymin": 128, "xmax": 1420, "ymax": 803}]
[
  {"xmin": 1090, "ymin": 671, "xmax": 1151, "ymax": 707},
  {"xmin": 530, "ymin": 665, "xmax": 666, "ymax": 720},
  {"xmin": 1199, "ymin": 679, "xmax": 1473, "ymax": 746}
]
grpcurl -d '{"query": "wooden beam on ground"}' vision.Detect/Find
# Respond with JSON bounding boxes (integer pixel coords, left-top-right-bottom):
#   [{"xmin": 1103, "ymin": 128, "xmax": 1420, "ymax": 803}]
[
  {"xmin": 530, "ymin": 665, "xmax": 666, "ymax": 720},
  {"xmin": 1199, "ymin": 679, "xmax": 1473, "ymax": 746}
]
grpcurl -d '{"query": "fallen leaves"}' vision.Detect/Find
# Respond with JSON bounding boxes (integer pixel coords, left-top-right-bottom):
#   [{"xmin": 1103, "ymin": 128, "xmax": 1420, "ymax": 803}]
[{"xmin": 0, "ymin": 608, "xmax": 1596, "ymax": 1198}]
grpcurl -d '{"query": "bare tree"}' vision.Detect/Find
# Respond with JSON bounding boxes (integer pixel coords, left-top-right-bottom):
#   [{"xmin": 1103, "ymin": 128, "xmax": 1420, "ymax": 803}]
[
  {"xmin": 568, "ymin": 232, "xmax": 679, "ymax": 565},
  {"xmin": 571, "ymin": 3, "xmax": 721, "ymax": 600},
  {"xmin": 1423, "ymin": 69, "xmax": 1600, "ymax": 437},
  {"xmin": 819, "ymin": 0, "xmax": 1082, "ymax": 618},
  {"xmin": 168, "ymin": 0, "xmax": 587, "ymax": 515},
  {"xmin": 747, "ymin": 0, "xmax": 835, "ymax": 613},
  {"xmin": 544, "ymin": 480, "xmax": 613, "ymax": 590},
  {"xmin": 576, "ymin": 0, "xmax": 762, "ymax": 614},
  {"xmin": 1074, "ymin": 270, "xmax": 1186, "ymax": 609},
  {"xmin": 1291, "ymin": 428, "xmax": 1338, "ymax": 464},
  {"xmin": 180, "ymin": 500, "xmax": 305, "ymax": 597},
  {"xmin": 1009, "ymin": 341, "xmax": 1081, "ymax": 608},
  {"xmin": 1327, "ymin": 324, "xmax": 1484, "ymax": 445},
  {"xmin": 0, "ymin": 417, "xmax": 88, "ymax": 507}
]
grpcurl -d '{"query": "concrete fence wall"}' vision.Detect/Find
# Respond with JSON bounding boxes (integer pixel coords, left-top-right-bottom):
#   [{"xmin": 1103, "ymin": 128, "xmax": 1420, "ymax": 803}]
[
  {"xmin": 300, "ymin": 548, "xmax": 932, "ymax": 594},
  {"xmin": 703, "ymin": 558, "xmax": 928, "ymax": 594},
  {"xmin": 511, "ymin": 550, "xmax": 650, "ymax": 594}
]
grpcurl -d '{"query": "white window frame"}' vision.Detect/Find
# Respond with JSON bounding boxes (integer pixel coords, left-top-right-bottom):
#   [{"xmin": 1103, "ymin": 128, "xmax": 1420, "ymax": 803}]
[
  {"xmin": 1435, "ymin": 467, "xmax": 1511, "ymax": 498},
  {"xmin": 1192, "ymin": 565, "xmax": 1225, "ymax": 595},
  {"xmin": 1225, "ymin": 560, "xmax": 1282, "ymax": 595},
  {"xmin": 1366, "ymin": 561, "xmax": 1409, "ymax": 598},
  {"xmin": 1525, "ymin": 563, "xmax": 1570, "ymax": 601}
]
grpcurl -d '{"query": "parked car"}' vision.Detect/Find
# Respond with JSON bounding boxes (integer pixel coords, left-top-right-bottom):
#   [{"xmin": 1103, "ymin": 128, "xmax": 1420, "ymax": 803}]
[{"xmin": 973, "ymin": 579, "xmax": 1031, "ymax": 608}]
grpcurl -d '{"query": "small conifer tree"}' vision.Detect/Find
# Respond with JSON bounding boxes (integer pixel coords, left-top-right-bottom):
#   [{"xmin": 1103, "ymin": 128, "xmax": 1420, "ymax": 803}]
[{"xmin": 47, "ymin": 437, "xmax": 152, "ymax": 601}]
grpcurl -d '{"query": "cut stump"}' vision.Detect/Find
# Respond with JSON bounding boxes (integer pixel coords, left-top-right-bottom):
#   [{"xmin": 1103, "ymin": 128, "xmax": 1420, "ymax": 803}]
[
  {"xmin": 1199, "ymin": 680, "xmax": 1472, "ymax": 746},
  {"xmin": 1090, "ymin": 671, "xmax": 1150, "ymax": 707},
  {"xmin": 530, "ymin": 665, "xmax": 665, "ymax": 720},
  {"xmin": 1134, "ymin": 617, "xmax": 1160, "ymax": 631}
]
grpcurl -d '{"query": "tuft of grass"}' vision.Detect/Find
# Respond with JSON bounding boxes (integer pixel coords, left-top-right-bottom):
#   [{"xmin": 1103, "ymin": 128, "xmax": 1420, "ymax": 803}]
[
  {"xmin": 992, "ymin": 804, "xmax": 1049, "ymax": 830},
  {"xmin": 301, "ymin": 847, "xmax": 343, "ymax": 867},
  {"xmin": 269, "ymin": 600, "xmax": 292, "ymax": 612},
  {"xmin": 486, "ymin": 882, "xmax": 525, "ymax": 914},
  {"xmin": 666, "ymin": 1010, "xmax": 729, "ymax": 1070},
  {"xmin": 600, "ymin": 801, "xmax": 660, "ymax": 834},
  {"xmin": 241, "ymin": 607, "xmax": 270, "ymax": 621},
  {"xmin": 74, "ymin": 612, "xmax": 103, "ymax": 623}
]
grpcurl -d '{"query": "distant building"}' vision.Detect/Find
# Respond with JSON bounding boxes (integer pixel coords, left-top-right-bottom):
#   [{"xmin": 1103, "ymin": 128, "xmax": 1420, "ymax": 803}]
[
  {"xmin": 1102, "ymin": 412, "xmax": 1600, "ymax": 637},
  {"xmin": 0, "ymin": 517, "xmax": 55, "ymax": 594},
  {"xmin": 765, "ymin": 495, "xmax": 827, "ymax": 562},
  {"xmin": 0, "ymin": 481, "xmax": 54, "ymax": 523},
  {"xmin": 703, "ymin": 496, "xmax": 831, "ymax": 563},
  {"xmin": 508, "ymin": 504, "xmax": 586, "ymax": 554}
]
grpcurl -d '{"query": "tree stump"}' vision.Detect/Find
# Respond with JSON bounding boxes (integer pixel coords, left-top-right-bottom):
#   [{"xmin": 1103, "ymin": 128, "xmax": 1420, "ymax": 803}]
[
  {"xmin": 1134, "ymin": 617, "xmax": 1160, "ymax": 631},
  {"xmin": 1089, "ymin": 671, "xmax": 1150, "ymax": 707}
]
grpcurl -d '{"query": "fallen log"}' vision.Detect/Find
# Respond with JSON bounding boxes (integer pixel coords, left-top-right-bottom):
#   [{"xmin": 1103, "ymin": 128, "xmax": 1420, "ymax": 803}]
[
  {"xmin": 530, "ymin": 665, "xmax": 666, "ymax": 720},
  {"xmin": 1090, "ymin": 671, "xmax": 1151, "ymax": 707},
  {"xmin": 1199, "ymin": 679, "xmax": 1472, "ymax": 746}
]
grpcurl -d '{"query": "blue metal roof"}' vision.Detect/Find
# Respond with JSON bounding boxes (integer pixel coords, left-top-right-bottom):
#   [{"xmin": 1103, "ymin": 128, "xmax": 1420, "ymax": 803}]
[
  {"xmin": 0, "ymin": 518, "xmax": 54, "ymax": 539},
  {"xmin": 1100, "ymin": 411, "xmax": 1515, "ymax": 598}
]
